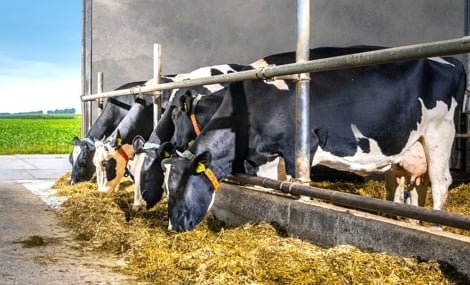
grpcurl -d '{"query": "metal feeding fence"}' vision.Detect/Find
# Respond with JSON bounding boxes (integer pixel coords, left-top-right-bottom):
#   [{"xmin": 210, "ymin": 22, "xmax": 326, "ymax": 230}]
[{"xmin": 81, "ymin": 0, "xmax": 470, "ymax": 228}]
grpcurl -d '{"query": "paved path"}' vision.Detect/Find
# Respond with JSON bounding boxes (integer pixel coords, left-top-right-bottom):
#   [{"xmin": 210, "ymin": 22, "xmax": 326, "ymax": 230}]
[{"xmin": 0, "ymin": 154, "xmax": 145, "ymax": 285}]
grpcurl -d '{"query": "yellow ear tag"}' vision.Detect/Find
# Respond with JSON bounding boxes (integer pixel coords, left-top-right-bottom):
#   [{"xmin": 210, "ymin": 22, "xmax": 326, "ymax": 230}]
[
  {"xmin": 195, "ymin": 162, "xmax": 206, "ymax": 174},
  {"xmin": 116, "ymin": 137, "xmax": 122, "ymax": 146},
  {"xmin": 183, "ymin": 102, "xmax": 188, "ymax": 112},
  {"xmin": 163, "ymin": 151, "xmax": 170, "ymax": 158},
  {"xmin": 195, "ymin": 162, "xmax": 220, "ymax": 191}
]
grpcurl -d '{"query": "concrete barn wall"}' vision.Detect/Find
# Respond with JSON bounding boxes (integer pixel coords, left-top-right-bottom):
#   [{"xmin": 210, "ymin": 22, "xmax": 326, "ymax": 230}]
[{"xmin": 88, "ymin": 0, "xmax": 465, "ymax": 93}]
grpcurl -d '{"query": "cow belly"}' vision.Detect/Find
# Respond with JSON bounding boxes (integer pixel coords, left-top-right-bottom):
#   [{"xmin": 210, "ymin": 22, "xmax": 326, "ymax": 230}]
[{"xmin": 311, "ymin": 145, "xmax": 398, "ymax": 176}]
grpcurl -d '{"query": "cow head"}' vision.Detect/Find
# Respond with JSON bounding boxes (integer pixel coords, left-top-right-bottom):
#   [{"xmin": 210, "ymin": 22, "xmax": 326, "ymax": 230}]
[
  {"xmin": 162, "ymin": 150, "xmax": 220, "ymax": 231},
  {"xmin": 130, "ymin": 137, "xmax": 175, "ymax": 210},
  {"xmin": 93, "ymin": 130, "xmax": 133, "ymax": 193},
  {"xmin": 171, "ymin": 90, "xmax": 225, "ymax": 151},
  {"xmin": 70, "ymin": 136, "xmax": 96, "ymax": 185},
  {"xmin": 171, "ymin": 91, "xmax": 200, "ymax": 150}
]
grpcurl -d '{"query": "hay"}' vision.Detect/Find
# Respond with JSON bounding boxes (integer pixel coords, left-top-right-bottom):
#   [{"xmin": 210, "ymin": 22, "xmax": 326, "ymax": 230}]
[{"xmin": 52, "ymin": 173, "xmax": 470, "ymax": 284}]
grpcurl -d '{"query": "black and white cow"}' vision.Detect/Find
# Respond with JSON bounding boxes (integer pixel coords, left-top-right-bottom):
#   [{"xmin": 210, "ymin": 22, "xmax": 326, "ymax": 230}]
[
  {"xmin": 93, "ymin": 93, "xmax": 156, "ymax": 192},
  {"xmin": 162, "ymin": 46, "xmax": 466, "ymax": 231},
  {"xmin": 99, "ymin": 64, "xmax": 246, "ymax": 202},
  {"xmin": 70, "ymin": 75, "xmax": 181, "ymax": 186},
  {"xmin": 69, "ymin": 81, "xmax": 147, "ymax": 185},
  {"xmin": 170, "ymin": 90, "xmax": 226, "ymax": 150}
]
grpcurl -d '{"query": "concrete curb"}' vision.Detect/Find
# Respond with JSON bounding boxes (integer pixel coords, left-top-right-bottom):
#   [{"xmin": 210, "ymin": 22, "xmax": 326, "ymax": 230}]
[{"xmin": 213, "ymin": 182, "xmax": 470, "ymax": 277}]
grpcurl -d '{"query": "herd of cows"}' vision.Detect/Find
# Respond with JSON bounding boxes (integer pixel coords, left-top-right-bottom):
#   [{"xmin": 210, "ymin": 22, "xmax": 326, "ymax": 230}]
[{"xmin": 69, "ymin": 45, "xmax": 466, "ymax": 231}]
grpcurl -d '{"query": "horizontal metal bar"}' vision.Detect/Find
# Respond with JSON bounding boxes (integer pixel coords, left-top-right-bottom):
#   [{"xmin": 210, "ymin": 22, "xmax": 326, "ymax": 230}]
[
  {"xmin": 82, "ymin": 36, "xmax": 470, "ymax": 102},
  {"xmin": 227, "ymin": 173, "xmax": 470, "ymax": 230},
  {"xmin": 456, "ymin": 133, "xmax": 470, "ymax": 138}
]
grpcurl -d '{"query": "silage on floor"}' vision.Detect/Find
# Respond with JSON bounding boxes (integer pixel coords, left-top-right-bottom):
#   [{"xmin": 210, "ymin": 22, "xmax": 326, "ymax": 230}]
[{"xmin": 52, "ymin": 174, "xmax": 470, "ymax": 284}]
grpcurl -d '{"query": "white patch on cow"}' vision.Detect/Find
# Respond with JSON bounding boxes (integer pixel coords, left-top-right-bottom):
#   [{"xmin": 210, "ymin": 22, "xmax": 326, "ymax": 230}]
[
  {"xmin": 72, "ymin": 144, "xmax": 81, "ymax": 164},
  {"xmin": 162, "ymin": 162, "xmax": 172, "ymax": 197},
  {"xmin": 203, "ymin": 83, "xmax": 225, "ymax": 93},
  {"xmin": 265, "ymin": 80, "xmax": 290, "ymax": 91},
  {"xmin": 93, "ymin": 140, "xmax": 108, "ymax": 192},
  {"xmin": 207, "ymin": 192, "xmax": 216, "ymax": 214},
  {"xmin": 128, "ymin": 152, "xmax": 146, "ymax": 211},
  {"xmin": 256, "ymin": 157, "xmax": 281, "ymax": 180},
  {"xmin": 428, "ymin": 57, "xmax": 454, "ymax": 66},
  {"xmin": 249, "ymin": 59, "xmax": 290, "ymax": 91},
  {"xmin": 164, "ymin": 162, "xmax": 174, "ymax": 231},
  {"xmin": 168, "ymin": 65, "xmax": 240, "ymax": 104},
  {"xmin": 182, "ymin": 64, "xmax": 238, "ymax": 93},
  {"xmin": 312, "ymin": 124, "xmax": 398, "ymax": 175},
  {"xmin": 250, "ymin": 58, "xmax": 268, "ymax": 69}
]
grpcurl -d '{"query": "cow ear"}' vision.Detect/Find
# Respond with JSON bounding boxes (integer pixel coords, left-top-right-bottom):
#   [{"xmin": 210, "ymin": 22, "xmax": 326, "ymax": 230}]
[
  {"xmin": 178, "ymin": 91, "xmax": 192, "ymax": 114},
  {"xmin": 72, "ymin": 136, "xmax": 80, "ymax": 146},
  {"xmin": 157, "ymin": 142, "xmax": 175, "ymax": 159},
  {"xmin": 115, "ymin": 129, "xmax": 122, "ymax": 147},
  {"xmin": 132, "ymin": 135, "xmax": 145, "ymax": 152},
  {"xmin": 191, "ymin": 151, "xmax": 212, "ymax": 174}
]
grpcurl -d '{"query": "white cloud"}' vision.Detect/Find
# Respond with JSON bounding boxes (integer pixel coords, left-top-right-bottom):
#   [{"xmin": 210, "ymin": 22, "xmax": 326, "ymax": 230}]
[{"xmin": 0, "ymin": 55, "xmax": 81, "ymax": 114}]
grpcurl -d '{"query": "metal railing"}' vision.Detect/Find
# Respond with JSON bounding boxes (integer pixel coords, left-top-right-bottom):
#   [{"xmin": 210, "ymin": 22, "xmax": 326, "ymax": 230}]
[{"xmin": 82, "ymin": 36, "xmax": 470, "ymax": 102}]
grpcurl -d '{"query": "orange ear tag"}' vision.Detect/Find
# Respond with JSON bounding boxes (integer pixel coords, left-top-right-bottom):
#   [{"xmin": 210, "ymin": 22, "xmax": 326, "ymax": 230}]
[
  {"xmin": 190, "ymin": 114, "xmax": 202, "ymax": 136},
  {"xmin": 195, "ymin": 162, "xmax": 220, "ymax": 192},
  {"xmin": 204, "ymin": 168, "xmax": 220, "ymax": 192}
]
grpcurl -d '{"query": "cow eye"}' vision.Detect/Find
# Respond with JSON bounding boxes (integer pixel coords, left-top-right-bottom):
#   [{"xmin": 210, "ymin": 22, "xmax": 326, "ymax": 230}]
[{"xmin": 101, "ymin": 160, "xmax": 107, "ymax": 167}]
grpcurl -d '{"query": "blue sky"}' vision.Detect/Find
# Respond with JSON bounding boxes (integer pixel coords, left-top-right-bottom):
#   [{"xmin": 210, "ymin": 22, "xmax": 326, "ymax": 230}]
[{"xmin": 0, "ymin": 1, "xmax": 82, "ymax": 113}]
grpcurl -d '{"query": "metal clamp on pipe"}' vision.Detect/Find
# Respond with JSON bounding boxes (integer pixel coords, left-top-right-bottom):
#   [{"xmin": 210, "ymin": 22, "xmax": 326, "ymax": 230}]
[{"xmin": 255, "ymin": 65, "xmax": 272, "ymax": 80}]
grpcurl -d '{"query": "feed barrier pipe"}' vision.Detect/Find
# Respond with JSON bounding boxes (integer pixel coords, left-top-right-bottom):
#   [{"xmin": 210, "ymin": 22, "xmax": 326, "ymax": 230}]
[
  {"xmin": 82, "ymin": 36, "xmax": 470, "ymax": 102},
  {"xmin": 228, "ymin": 173, "xmax": 470, "ymax": 231}
]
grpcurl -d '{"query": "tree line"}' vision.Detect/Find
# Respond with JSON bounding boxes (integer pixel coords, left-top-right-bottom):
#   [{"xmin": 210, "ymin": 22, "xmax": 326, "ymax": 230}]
[{"xmin": 0, "ymin": 108, "xmax": 76, "ymax": 116}]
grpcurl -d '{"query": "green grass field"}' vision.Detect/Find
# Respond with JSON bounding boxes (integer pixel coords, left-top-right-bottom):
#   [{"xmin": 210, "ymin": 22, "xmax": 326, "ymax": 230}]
[{"xmin": 0, "ymin": 114, "xmax": 81, "ymax": 154}]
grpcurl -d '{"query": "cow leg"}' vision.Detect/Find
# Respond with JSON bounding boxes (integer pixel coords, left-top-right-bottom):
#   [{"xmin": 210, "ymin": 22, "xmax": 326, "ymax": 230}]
[
  {"xmin": 384, "ymin": 170, "xmax": 398, "ymax": 202},
  {"xmin": 424, "ymin": 122, "xmax": 454, "ymax": 212},
  {"xmin": 415, "ymin": 177, "xmax": 429, "ymax": 208},
  {"xmin": 393, "ymin": 176, "xmax": 405, "ymax": 203},
  {"xmin": 406, "ymin": 186, "xmax": 420, "ymax": 224}
]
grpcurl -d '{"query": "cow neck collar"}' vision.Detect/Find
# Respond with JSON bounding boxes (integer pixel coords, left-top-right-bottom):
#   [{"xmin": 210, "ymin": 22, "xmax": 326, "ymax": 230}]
[
  {"xmin": 190, "ymin": 95, "xmax": 203, "ymax": 136},
  {"xmin": 117, "ymin": 145, "xmax": 131, "ymax": 162},
  {"xmin": 135, "ymin": 142, "xmax": 160, "ymax": 155},
  {"xmin": 176, "ymin": 149, "xmax": 220, "ymax": 192},
  {"xmin": 107, "ymin": 97, "xmax": 132, "ymax": 110},
  {"xmin": 84, "ymin": 137, "xmax": 94, "ymax": 146}
]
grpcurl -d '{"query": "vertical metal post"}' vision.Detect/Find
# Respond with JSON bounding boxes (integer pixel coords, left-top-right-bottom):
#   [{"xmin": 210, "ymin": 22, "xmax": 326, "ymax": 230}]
[
  {"xmin": 153, "ymin": 44, "xmax": 163, "ymax": 127},
  {"xmin": 295, "ymin": 0, "xmax": 311, "ymax": 182},
  {"xmin": 97, "ymin": 71, "xmax": 103, "ymax": 116},
  {"xmin": 81, "ymin": 0, "xmax": 93, "ymax": 138},
  {"xmin": 465, "ymin": 0, "xmax": 470, "ymax": 112},
  {"xmin": 464, "ymin": 0, "xmax": 470, "ymax": 172}
]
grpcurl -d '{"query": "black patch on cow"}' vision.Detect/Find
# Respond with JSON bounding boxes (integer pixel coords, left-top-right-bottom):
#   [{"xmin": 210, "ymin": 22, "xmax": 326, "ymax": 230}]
[
  {"xmin": 210, "ymin": 68, "xmax": 223, "ymax": 76},
  {"xmin": 105, "ymin": 158, "xmax": 117, "ymax": 181},
  {"xmin": 357, "ymin": 138, "xmax": 370, "ymax": 153}
]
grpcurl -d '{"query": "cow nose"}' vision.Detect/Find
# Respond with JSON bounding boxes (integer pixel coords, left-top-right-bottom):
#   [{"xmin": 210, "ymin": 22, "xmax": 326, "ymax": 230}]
[
  {"xmin": 178, "ymin": 217, "xmax": 195, "ymax": 232},
  {"xmin": 169, "ymin": 217, "xmax": 195, "ymax": 232},
  {"xmin": 70, "ymin": 179, "xmax": 76, "ymax": 185}
]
